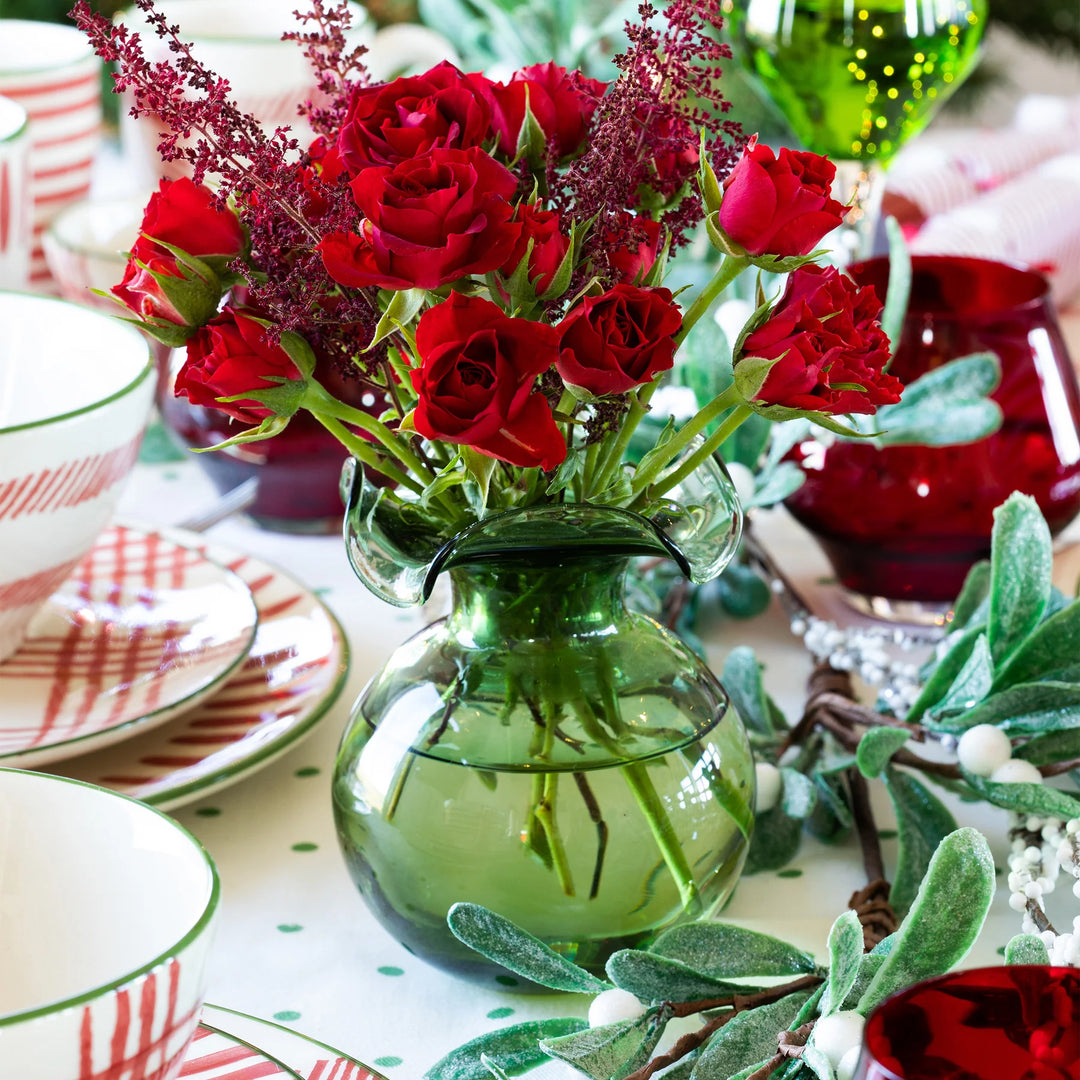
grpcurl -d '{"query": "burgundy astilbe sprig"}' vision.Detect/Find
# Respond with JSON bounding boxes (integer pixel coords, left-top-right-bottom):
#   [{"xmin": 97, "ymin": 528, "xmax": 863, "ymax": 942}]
[
  {"xmin": 564, "ymin": 0, "xmax": 741, "ymax": 264},
  {"xmin": 283, "ymin": 0, "xmax": 371, "ymax": 139},
  {"xmin": 71, "ymin": 0, "xmax": 380, "ymax": 360}
]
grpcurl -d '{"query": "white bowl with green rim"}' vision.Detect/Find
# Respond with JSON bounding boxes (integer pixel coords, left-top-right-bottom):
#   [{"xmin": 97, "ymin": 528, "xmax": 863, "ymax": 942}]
[
  {"xmin": 0, "ymin": 94, "xmax": 31, "ymax": 291},
  {"xmin": 0, "ymin": 768, "xmax": 220, "ymax": 1079},
  {"xmin": 0, "ymin": 291, "xmax": 155, "ymax": 661}
]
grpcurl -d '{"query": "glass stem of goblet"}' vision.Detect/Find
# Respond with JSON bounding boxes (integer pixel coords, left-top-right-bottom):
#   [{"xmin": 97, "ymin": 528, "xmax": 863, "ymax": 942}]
[{"xmin": 830, "ymin": 159, "xmax": 886, "ymax": 266}]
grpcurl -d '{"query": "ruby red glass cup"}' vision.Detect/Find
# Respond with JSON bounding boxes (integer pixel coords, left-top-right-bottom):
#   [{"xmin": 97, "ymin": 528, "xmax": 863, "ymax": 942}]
[
  {"xmin": 853, "ymin": 966, "xmax": 1080, "ymax": 1079},
  {"xmin": 784, "ymin": 255, "xmax": 1080, "ymax": 611}
]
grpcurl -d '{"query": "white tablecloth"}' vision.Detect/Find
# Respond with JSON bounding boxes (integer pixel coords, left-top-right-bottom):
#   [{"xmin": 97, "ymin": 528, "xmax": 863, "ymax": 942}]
[{"xmin": 112, "ymin": 454, "xmax": 1077, "ymax": 1080}]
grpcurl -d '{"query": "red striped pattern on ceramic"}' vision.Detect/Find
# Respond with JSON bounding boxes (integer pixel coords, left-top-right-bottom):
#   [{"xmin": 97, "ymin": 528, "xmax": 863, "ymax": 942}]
[
  {"xmin": 0, "ymin": 432, "xmax": 142, "ymax": 523},
  {"xmin": 78, "ymin": 960, "xmax": 199, "ymax": 1080},
  {"xmin": 306, "ymin": 1059, "xmax": 380, "ymax": 1080},
  {"xmin": 179, "ymin": 1027, "xmax": 294, "ymax": 1079},
  {"xmin": 0, "ymin": 558, "xmax": 79, "ymax": 609}
]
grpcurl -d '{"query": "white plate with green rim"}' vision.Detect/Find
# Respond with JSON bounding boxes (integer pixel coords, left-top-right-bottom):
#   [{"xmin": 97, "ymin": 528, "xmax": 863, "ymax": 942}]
[
  {"xmin": 198, "ymin": 1004, "xmax": 387, "ymax": 1080},
  {"xmin": 0, "ymin": 522, "xmax": 258, "ymax": 768},
  {"xmin": 50, "ymin": 522, "xmax": 349, "ymax": 810}
]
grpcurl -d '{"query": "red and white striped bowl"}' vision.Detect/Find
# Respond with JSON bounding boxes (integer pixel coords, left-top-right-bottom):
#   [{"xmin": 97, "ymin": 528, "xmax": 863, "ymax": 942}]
[
  {"xmin": 0, "ymin": 768, "xmax": 219, "ymax": 1080},
  {"xmin": 0, "ymin": 20, "xmax": 103, "ymax": 291},
  {"xmin": 0, "ymin": 291, "xmax": 154, "ymax": 662}
]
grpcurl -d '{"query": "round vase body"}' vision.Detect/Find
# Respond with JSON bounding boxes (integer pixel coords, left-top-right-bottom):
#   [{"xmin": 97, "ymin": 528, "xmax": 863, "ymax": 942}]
[{"xmin": 332, "ymin": 517, "xmax": 755, "ymax": 980}]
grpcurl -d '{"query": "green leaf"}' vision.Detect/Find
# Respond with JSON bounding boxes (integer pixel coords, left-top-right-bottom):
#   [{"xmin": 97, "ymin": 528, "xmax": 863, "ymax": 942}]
[
  {"xmin": 906, "ymin": 625, "xmax": 984, "ymax": 722},
  {"xmin": 993, "ymin": 600, "xmax": 1080, "ymax": 688},
  {"xmin": 540, "ymin": 1014, "xmax": 658, "ymax": 1080},
  {"xmin": 805, "ymin": 772, "xmax": 852, "ymax": 844},
  {"xmin": 1005, "ymin": 934, "xmax": 1050, "ymax": 965},
  {"xmin": 649, "ymin": 923, "xmax": 817, "ymax": 979},
  {"xmin": 537, "ymin": 218, "xmax": 577, "ymax": 302},
  {"xmin": 193, "ymin": 413, "xmax": 291, "ymax": 452},
  {"xmin": 874, "ymin": 399, "xmax": 1002, "ymax": 448},
  {"xmin": 699, "ymin": 131, "xmax": 723, "ymax": 214},
  {"xmin": 858, "ymin": 827, "xmax": 996, "ymax": 1015},
  {"xmin": 955, "ymin": 681, "xmax": 1080, "ymax": 735},
  {"xmin": 839, "ymin": 953, "xmax": 886, "ymax": 1012},
  {"xmin": 822, "ymin": 910, "xmax": 864, "ymax": 1016},
  {"xmin": 1014, "ymin": 726, "xmax": 1080, "ymax": 766},
  {"xmin": 424, "ymin": 1018, "xmax": 588, "ymax": 1080},
  {"xmin": 780, "ymin": 768, "xmax": 818, "ymax": 819},
  {"xmin": 744, "ymin": 462, "xmax": 805, "ymax": 509},
  {"xmin": 950, "ymin": 560, "xmax": 991, "ymax": 632},
  {"xmin": 478, "ymin": 1054, "xmax": 510, "ymax": 1080},
  {"xmin": 801, "ymin": 1044, "xmax": 836, "ymax": 1080},
  {"xmin": 732, "ymin": 354, "xmax": 781, "ymax": 404},
  {"xmin": 876, "ymin": 351, "xmax": 1000, "ymax": 415},
  {"xmin": 545, "ymin": 446, "xmax": 585, "ymax": 497},
  {"xmin": 459, "ymin": 447, "xmax": 496, "ymax": 508},
  {"xmin": 880, "ymin": 215, "xmax": 911, "ymax": 358},
  {"xmin": 743, "ymin": 804, "xmax": 802, "ymax": 873},
  {"xmin": 925, "ymin": 633, "xmax": 994, "ymax": 722},
  {"xmin": 987, "ymin": 494, "xmax": 1052, "ymax": 666},
  {"xmin": 368, "ymin": 288, "xmax": 426, "ymax": 351},
  {"xmin": 960, "ymin": 772, "xmax": 1080, "ymax": 819},
  {"xmin": 856, "ymin": 727, "xmax": 911, "ymax": 778},
  {"xmin": 690, "ymin": 992, "xmax": 812, "ymax": 1080},
  {"xmin": 716, "ymin": 563, "xmax": 772, "ymax": 619},
  {"xmin": 722, "ymin": 647, "xmax": 785, "ymax": 736},
  {"xmin": 605, "ymin": 950, "xmax": 761, "ymax": 1003},
  {"xmin": 883, "ymin": 766, "xmax": 958, "ymax": 916},
  {"xmin": 446, "ymin": 904, "xmax": 608, "ymax": 993}
]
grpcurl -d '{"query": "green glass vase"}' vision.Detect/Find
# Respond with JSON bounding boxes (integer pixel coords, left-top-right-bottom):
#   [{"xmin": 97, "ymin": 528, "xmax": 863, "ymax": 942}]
[{"xmin": 331, "ymin": 456, "xmax": 756, "ymax": 980}]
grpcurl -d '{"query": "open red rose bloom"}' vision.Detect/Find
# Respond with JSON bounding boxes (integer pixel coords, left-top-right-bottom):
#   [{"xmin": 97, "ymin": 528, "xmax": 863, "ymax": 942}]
[{"xmin": 78, "ymin": 0, "xmax": 901, "ymax": 530}]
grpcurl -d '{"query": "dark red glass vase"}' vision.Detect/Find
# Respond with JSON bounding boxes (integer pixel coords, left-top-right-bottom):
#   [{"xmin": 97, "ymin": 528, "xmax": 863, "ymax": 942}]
[
  {"xmin": 785, "ymin": 256, "xmax": 1080, "ymax": 607},
  {"xmin": 854, "ymin": 966, "xmax": 1080, "ymax": 1080}
]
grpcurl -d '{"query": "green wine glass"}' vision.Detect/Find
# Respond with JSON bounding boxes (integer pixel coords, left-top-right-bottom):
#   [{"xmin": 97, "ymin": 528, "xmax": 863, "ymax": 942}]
[{"xmin": 726, "ymin": 0, "xmax": 988, "ymax": 257}]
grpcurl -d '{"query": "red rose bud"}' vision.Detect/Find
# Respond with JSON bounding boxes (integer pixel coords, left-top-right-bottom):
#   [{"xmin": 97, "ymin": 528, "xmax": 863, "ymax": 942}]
[
  {"xmin": 601, "ymin": 213, "xmax": 662, "ymax": 285},
  {"xmin": 737, "ymin": 264, "xmax": 902, "ymax": 415},
  {"xmin": 411, "ymin": 293, "xmax": 566, "ymax": 470},
  {"xmin": 499, "ymin": 204, "xmax": 571, "ymax": 297},
  {"xmin": 319, "ymin": 147, "xmax": 521, "ymax": 291},
  {"xmin": 337, "ymin": 61, "xmax": 494, "ymax": 174},
  {"xmin": 489, "ymin": 63, "xmax": 607, "ymax": 158},
  {"xmin": 719, "ymin": 140, "xmax": 847, "ymax": 258},
  {"xmin": 299, "ymin": 135, "xmax": 348, "ymax": 220},
  {"xmin": 136, "ymin": 177, "xmax": 245, "ymax": 259},
  {"xmin": 175, "ymin": 308, "xmax": 304, "ymax": 424},
  {"xmin": 556, "ymin": 284, "xmax": 681, "ymax": 397}
]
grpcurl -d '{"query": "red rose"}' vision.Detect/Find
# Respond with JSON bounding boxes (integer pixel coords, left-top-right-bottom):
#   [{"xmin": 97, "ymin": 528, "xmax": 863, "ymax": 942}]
[
  {"xmin": 175, "ymin": 308, "xmax": 302, "ymax": 424},
  {"xmin": 411, "ymin": 294, "xmax": 566, "ymax": 470},
  {"xmin": 112, "ymin": 177, "xmax": 244, "ymax": 328},
  {"xmin": 719, "ymin": 140, "xmax": 847, "ymax": 258},
  {"xmin": 499, "ymin": 203, "xmax": 570, "ymax": 296},
  {"xmin": 336, "ymin": 61, "xmax": 494, "ymax": 174},
  {"xmin": 738, "ymin": 265, "xmax": 901, "ymax": 415},
  {"xmin": 601, "ymin": 213, "xmax": 662, "ymax": 284},
  {"xmin": 489, "ymin": 63, "xmax": 607, "ymax": 157},
  {"xmin": 299, "ymin": 135, "xmax": 348, "ymax": 220},
  {"xmin": 319, "ymin": 147, "xmax": 521, "ymax": 291},
  {"xmin": 556, "ymin": 285, "xmax": 681, "ymax": 397}
]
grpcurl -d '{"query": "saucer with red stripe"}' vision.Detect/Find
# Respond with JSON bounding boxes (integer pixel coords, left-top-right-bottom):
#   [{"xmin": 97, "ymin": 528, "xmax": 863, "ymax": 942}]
[
  {"xmin": 187, "ymin": 1006, "xmax": 385, "ymax": 1080},
  {"xmin": 0, "ymin": 523, "xmax": 258, "ymax": 767},
  {"xmin": 51, "ymin": 523, "xmax": 349, "ymax": 810}
]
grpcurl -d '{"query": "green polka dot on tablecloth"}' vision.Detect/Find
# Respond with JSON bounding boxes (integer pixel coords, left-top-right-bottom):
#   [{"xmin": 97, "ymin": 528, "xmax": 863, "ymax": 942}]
[
  {"xmin": 313, "ymin": 586, "xmax": 333, "ymax": 597},
  {"xmin": 291, "ymin": 842, "xmax": 318, "ymax": 852},
  {"xmin": 195, "ymin": 807, "xmax": 221, "ymax": 817},
  {"xmin": 294, "ymin": 766, "xmax": 320, "ymax": 778},
  {"xmin": 494, "ymin": 975, "xmax": 518, "ymax": 987},
  {"xmin": 378, "ymin": 966, "xmax": 404, "ymax": 976},
  {"xmin": 777, "ymin": 869, "xmax": 803, "ymax": 878},
  {"xmin": 877, "ymin": 828, "xmax": 898, "ymax": 840},
  {"xmin": 374, "ymin": 1057, "xmax": 403, "ymax": 1068},
  {"xmin": 487, "ymin": 1007, "xmax": 514, "ymax": 1020},
  {"xmin": 274, "ymin": 1010, "xmax": 301, "ymax": 1022},
  {"xmin": 277, "ymin": 924, "xmax": 303, "ymax": 933}
]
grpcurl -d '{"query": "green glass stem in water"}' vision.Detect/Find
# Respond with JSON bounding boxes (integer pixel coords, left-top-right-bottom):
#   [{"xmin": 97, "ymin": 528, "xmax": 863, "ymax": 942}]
[
  {"xmin": 729, "ymin": 0, "xmax": 988, "ymax": 166},
  {"xmin": 332, "ymin": 499, "xmax": 755, "ymax": 981}
]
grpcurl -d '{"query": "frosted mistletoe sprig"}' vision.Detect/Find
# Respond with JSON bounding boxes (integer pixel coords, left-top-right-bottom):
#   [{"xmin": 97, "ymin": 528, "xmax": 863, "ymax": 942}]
[{"xmin": 426, "ymin": 829, "xmax": 995, "ymax": 1080}]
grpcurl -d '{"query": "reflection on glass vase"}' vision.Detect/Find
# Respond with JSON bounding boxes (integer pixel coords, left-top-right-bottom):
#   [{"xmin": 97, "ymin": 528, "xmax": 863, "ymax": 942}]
[
  {"xmin": 331, "ymin": 455, "xmax": 755, "ymax": 981},
  {"xmin": 785, "ymin": 256, "xmax": 1080, "ymax": 616}
]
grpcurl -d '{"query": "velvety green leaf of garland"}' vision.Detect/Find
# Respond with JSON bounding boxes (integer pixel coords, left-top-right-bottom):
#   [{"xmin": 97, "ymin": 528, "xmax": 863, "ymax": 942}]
[
  {"xmin": 950, "ymin": 560, "xmax": 991, "ymax": 632},
  {"xmin": 993, "ymin": 601, "xmax": 1080, "ymax": 689},
  {"xmin": 801, "ymin": 1043, "xmax": 837, "ymax": 1080},
  {"xmin": 805, "ymin": 772, "xmax": 852, "ymax": 844},
  {"xmin": 883, "ymin": 766, "xmax": 958, "ymax": 916},
  {"xmin": 446, "ymin": 904, "xmax": 608, "ymax": 993},
  {"xmin": 839, "ymin": 953, "xmax": 886, "ymax": 1011},
  {"xmin": 605, "ymin": 949, "xmax": 765, "ymax": 1003},
  {"xmin": 423, "ymin": 1018, "xmax": 588, "ymax": 1080},
  {"xmin": 960, "ymin": 772, "xmax": 1080, "ymax": 819},
  {"xmin": 722, "ymin": 647, "xmax": 784, "ymax": 736},
  {"xmin": 987, "ymin": 494, "xmax": 1052, "ymax": 666},
  {"xmin": 906, "ymin": 624, "xmax": 984, "ymax": 722},
  {"xmin": 649, "ymin": 923, "xmax": 818, "ymax": 978},
  {"xmin": 781, "ymin": 768, "xmax": 819, "ymax": 819},
  {"xmin": 924, "ymin": 633, "xmax": 993, "ymax": 724},
  {"xmin": 821, "ymin": 910, "xmax": 864, "ymax": 1016},
  {"xmin": 743, "ymin": 804, "xmax": 802, "ymax": 873},
  {"xmin": 954, "ymin": 681, "xmax": 1080, "ymax": 735},
  {"xmin": 1013, "ymin": 726, "xmax": 1080, "ymax": 766},
  {"xmin": 856, "ymin": 727, "xmax": 911, "ymax": 778},
  {"xmin": 858, "ymin": 827, "xmax": 995, "ymax": 1015},
  {"xmin": 1005, "ymin": 934, "xmax": 1051, "ymax": 965},
  {"xmin": 690, "ymin": 992, "xmax": 812, "ymax": 1080},
  {"xmin": 540, "ymin": 1013, "xmax": 659, "ymax": 1080}
]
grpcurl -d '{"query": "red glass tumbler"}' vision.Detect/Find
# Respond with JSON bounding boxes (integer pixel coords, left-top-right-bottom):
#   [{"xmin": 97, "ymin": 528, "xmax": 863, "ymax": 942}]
[
  {"xmin": 784, "ymin": 256, "xmax": 1080, "ymax": 612},
  {"xmin": 853, "ymin": 966, "xmax": 1080, "ymax": 1079}
]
